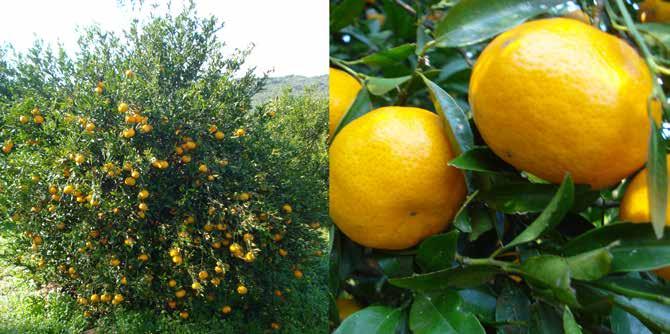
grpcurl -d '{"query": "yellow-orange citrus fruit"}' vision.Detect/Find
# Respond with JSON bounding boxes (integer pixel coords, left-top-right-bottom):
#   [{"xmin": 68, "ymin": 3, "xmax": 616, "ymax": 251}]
[
  {"xmin": 329, "ymin": 106, "xmax": 466, "ymax": 249},
  {"xmin": 329, "ymin": 68, "xmax": 361, "ymax": 136},
  {"xmin": 336, "ymin": 298, "xmax": 361, "ymax": 321},
  {"xmin": 656, "ymin": 266, "xmax": 670, "ymax": 280},
  {"xmin": 470, "ymin": 18, "xmax": 657, "ymax": 189},
  {"xmin": 619, "ymin": 155, "xmax": 670, "ymax": 280},
  {"xmin": 640, "ymin": 0, "xmax": 670, "ymax": 22},
  {"xmin": 118, "ymin": 102, "xmax": 129, "ymax": 113}
]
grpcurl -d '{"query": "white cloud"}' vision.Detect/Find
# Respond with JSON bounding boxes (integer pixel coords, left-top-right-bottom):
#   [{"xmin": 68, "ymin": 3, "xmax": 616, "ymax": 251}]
[{"xmin": 0, "ymin": 0, "xmax": 328, "ymax": 77}]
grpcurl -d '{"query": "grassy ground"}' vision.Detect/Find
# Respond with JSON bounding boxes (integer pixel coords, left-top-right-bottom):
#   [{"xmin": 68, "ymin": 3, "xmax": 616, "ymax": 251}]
[{"xmin": 0, "ymin": 236, "xmax": 329, "ymax": 334}]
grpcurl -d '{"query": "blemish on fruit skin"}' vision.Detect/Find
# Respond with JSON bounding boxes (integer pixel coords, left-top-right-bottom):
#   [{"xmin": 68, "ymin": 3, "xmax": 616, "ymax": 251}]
[
  {"xmin": 409, "ymin": 211, "xmax": 417, "ymax": 217},
  {"xmin": 505, "ymin": 151, "xmax": 513, "ymax": 158},
  {"xmin": 501, "ymin": 38, "xmax": 515, "ymax": 48}
]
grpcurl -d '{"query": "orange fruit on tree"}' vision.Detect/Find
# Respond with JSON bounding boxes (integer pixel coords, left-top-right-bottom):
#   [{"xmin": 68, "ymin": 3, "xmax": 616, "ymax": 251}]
[
  {"xmin": 118, "ymin": 102, "xmax": 129, "ymax": 113},
  {"xmin": 469, "ymin": 18, "xmax": 658, "ymax": 189},
  {"xmin": 329, "ymin": 106, "xmax": 466, "ymax": 249},
  {"xmin": 619, "ymin": 154, "xmax": 670, "ymax": 280},
  {"xmin": 336, "ymin": 297, "xmax": 361, "ymax": 321},
  {"xmin": 329, "ymin": 68, "xmax": 361, "ymax": 137},
  {"xmin": 639, "ymin": 0, "xmax": 670, "ymax": 22}
]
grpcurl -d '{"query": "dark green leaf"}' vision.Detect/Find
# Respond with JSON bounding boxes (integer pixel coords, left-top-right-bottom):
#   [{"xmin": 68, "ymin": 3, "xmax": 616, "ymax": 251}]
[
  {"xmin": 611, "ymin": 307, "xmax": 653, "ymax": 334},
  {"xmin": 334, "ymin": 306, "xmax": 403, "ymax": 334},
  {"xmin": 496, "ymin": 281, "xmax": 531, "ymax": 334},
  {"xmin": 365, "ymin": 75, "xmax": 412, "ymax": 96},
  {"xmin": 610, "ymin": 243, "xmax": 670, "ymax": 272},
  {"xmin": 458, "ymin": 288, "xmax": 496, "ymax": 322},
  {"xmin": 647, "ymin": 119, "xmax": 667, "ymax": 238},
  {"xmin": 389, "ymin": 265, "xmax": 500, "ymax": 290},
  {"xmin": 563, "ymin": 223, "xmax": 670, "ymax": 272},
  {"xmin": 478, "ymin": 182, "xmax": 596, "ymax": 214},
  {"xmin": 410, "ymin": 290, "xmax": 486, "ymax": 334},
  {"xmin": 597, "ymin": 276, "xmax": 670, "ymax": 298},
  {"xmin": 519, "ymin": 255, "xmax": 577, "ymax": 306},
  {"xmin": 351, "ymin": 44, "xmax": 416, "ymax": 67},
  {"xmin": 562, "ymin": 306, "xmax": 582, "ymax": 334},
  {"xmin": 453, "ymin": 190, "xmax": 479, "ymax": 233},
  {"xmin": 612, "ymin": 293, "xmax": 670, "ymax": 332},
  {"xmin": 381, "ymin": 0, "xmax": 415, "ymax": 40},
  {"xmin": 528, "ymin": 303, "xmax": 563, "ymax": 334},
  {"xmin": 329, "ymin": 87, "xmax": 372, "ymax": 141},
  {"xmin": 377, "ymin": 255, "xmax": 414, "ymax": 278},
  {"xmin": 449, "ymin": 147, "xmax": 515, "ymax": 174},
  {"xmin": 421, "ymin": 74, "xmax": 474, "ymax": 155},
  {"xmin": 566, "ymin": 247, "xmax": 612, "ymax": 281},
  {"xmin": 331, "ymin": 0, "xmax": 366, "ymax": 31},
  {"xmin": 504, "ymin": 175, "xmax": 574, "ymax": 249},
  {"xmin": 470, "ymin": 205, "xmax": 494, "ymax": 241},
  {"xmin": 434, "ymin": 0, "xmax": 566, "ymax": 48},
  {"xmin": 416, "ymin": 231, "xmax": 459, "ymax": 272}
]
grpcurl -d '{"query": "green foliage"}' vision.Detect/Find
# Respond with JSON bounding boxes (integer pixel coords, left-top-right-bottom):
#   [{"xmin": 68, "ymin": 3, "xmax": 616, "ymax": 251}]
[
  {"xmin": 0, "ymin": 4, "xmax": 327, "ymax": 332},
  {"xmin": 330, "ymin": 0, "xmax": 670, "ymax": 333}
]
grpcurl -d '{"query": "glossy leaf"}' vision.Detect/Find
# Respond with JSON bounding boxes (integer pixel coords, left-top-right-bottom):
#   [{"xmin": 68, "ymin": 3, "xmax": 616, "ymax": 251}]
[
  {"xmin": 377, "ymin": 255, "xmax": 414, "ymax": 278},
  {"xmin": 389, "ymin": 265, "xmax": 500, "ymax": 290},
  {"xmin": 647, "ymin": 119, "xmax": 667, "ymax": 238},
  {"xmin": 611, "ymin": 307, "xmax": 653, "ymax": 334},
  {"xmin": 334, "ymin": 306, "xmax": 403, "ymax": 334},
  {"xmin": 381, "ymin": 0, "xmax": 415, "ymax": 40},
  {"xmin": 563, "ymin": 223, "xmax": 670, "ymax": 272},
  {"xmin": 329, "ymin": 87, "xmax": 372, "ymax": 142},
  {"xmin": 351, "ymin": 44, "xmax": 416, "ymax": 67},
  {"xmin": 566, "ymin": 247, "xmax": 612, "ymax": 281},
  {"xmin": 458, "ymin": 288, "xmax": 496, "ymax": 322},
  {"xmin": 365, "ymin": 75, "xmax": 412, "ymax": 96},
  {"xmin": 562, "ymin": 306, "xmax": 582, "ymax": 334},
  {"xmin": 421, "ymin": 74, "xmax": 474, "ymax": 155},
  {"xmin": 469, "ymin": 205, "xmax": 494, "ymax": 241},
  {"xmin": 478, "ymin": 182, "xmax": 597, "ymax": 214},
  {"xmin": 434, "ymin": 0, "xmax": 565, "ymax": 48},
  {"xmin": 519, "ymin": 255, "xmax": 577, "ymax": 306},
  {"xmin": 449, "ymin": 146, "xmax": 515, "ymax": 174},
  {"xmin": 597, "ymin": 276, "xmax": 670, "ymax": 297},
  {"xmin": 504, "ymin": 175, "xmax": 574, "ymax": 250},
  {"xmin": 416, "ymin": 231, "xmax": 459, "ymax": 273},
  {"xmin": 410, "ymin": 290, "xmax": 486, "ymax": 334},
  {"xmin": 330, "ymin": 0, "xmax": 366, "ymax": 31},
  {"xmin": 612, "ymin": 294, "xmax": 670, "ymax": 332},
  {"xmin": 453, "ymin": 190, "xmax": 479, "ymax": 233},
  {"xmin": 495, "ymin": 281, "xmax": 531, "ymax": 334},
  {"xmin": 529, "ymin": 303, "xmax": 563, "ymax": 334}
]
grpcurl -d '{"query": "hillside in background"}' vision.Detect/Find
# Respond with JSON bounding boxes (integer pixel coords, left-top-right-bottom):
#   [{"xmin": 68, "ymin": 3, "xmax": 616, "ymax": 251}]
[{"xmin": 253, "ymin": 74, "xmax": 327, "ymax": 105}]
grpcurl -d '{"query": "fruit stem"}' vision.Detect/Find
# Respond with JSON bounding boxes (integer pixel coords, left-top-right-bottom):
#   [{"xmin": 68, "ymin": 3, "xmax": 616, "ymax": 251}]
[
  {"xmin": 460, "ymin": 255, "xmax": 514, "ymax": 271},
  {"xmin": 329, "ymin": 57, "xmax": 369, "ymax": 81}
]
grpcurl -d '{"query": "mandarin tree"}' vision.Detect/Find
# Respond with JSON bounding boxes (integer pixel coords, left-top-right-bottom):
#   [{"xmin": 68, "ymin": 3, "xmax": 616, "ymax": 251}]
[{"xmin": 0, "ymin": 4, "xmax": 326, "ymax": 331}]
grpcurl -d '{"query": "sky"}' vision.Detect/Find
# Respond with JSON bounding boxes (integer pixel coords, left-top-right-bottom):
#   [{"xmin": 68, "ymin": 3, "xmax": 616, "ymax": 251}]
[{"xmin": 0, "ymin": 0, "xmax": 328, "ymax": 77}]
